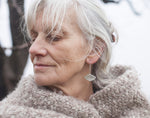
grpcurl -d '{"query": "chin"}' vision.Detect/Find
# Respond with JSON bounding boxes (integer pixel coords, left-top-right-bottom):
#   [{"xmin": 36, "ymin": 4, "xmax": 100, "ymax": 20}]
[
  {"xmin": 33, "ymin": 74, "xmax": 57, "ymax": 86},
  {"xmin": 34, "ymin": 74, "xmax": 47, "ymax": 86},
  {"xmin": 34, "ymin": 77, "xmax": 44, "ymax": 86}
]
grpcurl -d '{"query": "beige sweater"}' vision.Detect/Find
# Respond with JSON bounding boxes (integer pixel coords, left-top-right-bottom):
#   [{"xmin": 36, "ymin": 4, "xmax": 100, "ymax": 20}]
[{"xmin": 0, "ymin": 65, "xmax": 150, "ymax": 118}]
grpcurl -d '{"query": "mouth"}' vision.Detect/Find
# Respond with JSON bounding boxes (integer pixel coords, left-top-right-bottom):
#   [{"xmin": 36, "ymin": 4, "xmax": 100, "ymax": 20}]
[{"xmin": 34, "ymin": 63, "xmax": 56, "ymax": 70}]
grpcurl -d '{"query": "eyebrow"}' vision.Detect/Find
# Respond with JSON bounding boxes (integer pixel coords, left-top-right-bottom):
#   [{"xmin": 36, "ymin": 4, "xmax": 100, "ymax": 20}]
[{"xmin": 43, "ymin": 25, "xmax": 68, "ymax": 35}]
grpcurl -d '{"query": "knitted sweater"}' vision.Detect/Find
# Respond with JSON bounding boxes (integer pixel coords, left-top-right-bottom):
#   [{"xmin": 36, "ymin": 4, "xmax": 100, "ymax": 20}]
[{"xmin": 0, "ymin": 65, "xmax": 150, "ymax": 118}]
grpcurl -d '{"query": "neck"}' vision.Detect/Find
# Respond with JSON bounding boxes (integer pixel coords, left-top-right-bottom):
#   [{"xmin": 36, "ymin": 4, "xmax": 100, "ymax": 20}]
[
  {"xmin": 50, "ymin": 64, "xmax": 94, "ymax": 101},
  {"xmin": 56, "ymin": 79, "xmax": 93, "ymax": 101}
]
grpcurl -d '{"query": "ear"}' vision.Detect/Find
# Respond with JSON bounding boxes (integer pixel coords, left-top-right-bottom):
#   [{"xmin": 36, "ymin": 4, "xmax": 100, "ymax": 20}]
[
  {"xmin": 86, "ymin": 48, "xmax": 104, "ymax": 64},
  {"xmin": 86, "ymin": 53, "xmax": 99, "ymax": 64},
  {"xmin": 86, "ymin": 38, "xmax": 106, "ymax": 64}
]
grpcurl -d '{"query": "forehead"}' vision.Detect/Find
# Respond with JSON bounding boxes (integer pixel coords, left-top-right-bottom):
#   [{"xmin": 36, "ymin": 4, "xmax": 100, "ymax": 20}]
[
  {"xmin": 32, "ymin": 7, "xmax": 78, "ymax": 35},
  {"xmin": 28, "ymin": 0, "xmax": 79, "ymax": 34}
]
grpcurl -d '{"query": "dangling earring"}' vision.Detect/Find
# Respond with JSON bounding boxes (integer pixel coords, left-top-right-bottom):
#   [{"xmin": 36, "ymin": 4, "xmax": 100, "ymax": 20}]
[
  {"xmin": 84, "ymin": 65, "xmax": 96, "ymax": 81},
  {"xmin": 85, "ymin": 74, "xmax": 96, "ymax": 81}
]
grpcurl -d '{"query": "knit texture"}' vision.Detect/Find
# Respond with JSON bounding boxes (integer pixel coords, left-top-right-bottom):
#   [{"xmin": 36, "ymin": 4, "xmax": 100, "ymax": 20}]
[{"xmin": 0, "ymin": 65, "xmax": 150, "ymax": 118}]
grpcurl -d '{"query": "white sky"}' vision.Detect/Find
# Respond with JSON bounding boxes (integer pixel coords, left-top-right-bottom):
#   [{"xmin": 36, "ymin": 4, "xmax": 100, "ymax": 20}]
[{"xmin": 0, "ymin": 0, "xmax": 150, "ymax": 99}]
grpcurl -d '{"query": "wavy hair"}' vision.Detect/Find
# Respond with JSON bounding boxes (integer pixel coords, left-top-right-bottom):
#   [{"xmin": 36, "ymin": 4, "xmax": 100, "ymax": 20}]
[{"xmin": 25, "ymin": 0, "xmax": 118, "ymax": 81}]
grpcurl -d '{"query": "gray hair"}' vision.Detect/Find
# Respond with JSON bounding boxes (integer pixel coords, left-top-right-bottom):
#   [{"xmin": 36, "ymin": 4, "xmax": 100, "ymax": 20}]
[{"xmin": 25, "ymin": 0, "xmax": 118, "ymax": 81}]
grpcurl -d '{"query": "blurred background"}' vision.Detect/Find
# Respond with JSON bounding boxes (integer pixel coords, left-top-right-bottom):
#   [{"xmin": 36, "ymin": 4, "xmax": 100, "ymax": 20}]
[{"xmin": 0, "ymin": 0, "xmax": 150, "ymax": 100}]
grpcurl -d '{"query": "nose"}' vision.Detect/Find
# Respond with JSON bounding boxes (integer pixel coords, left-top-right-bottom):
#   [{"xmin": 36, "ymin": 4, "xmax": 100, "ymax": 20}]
[{"xmin": 29, "ymin": 38, "xmax": 47, "ymax": 57}]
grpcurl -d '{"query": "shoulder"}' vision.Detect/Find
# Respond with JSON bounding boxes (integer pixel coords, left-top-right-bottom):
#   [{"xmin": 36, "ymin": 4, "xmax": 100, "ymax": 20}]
[
  {"xmin": 0, "ymin": 102, "xmax": 72, "ymax": 118},
  {"xmin": 0, "ymin": 75, "xmax": 72, "ymax": 118},
  {"xmin": 93, "ymin": 64, "xmax": 140, "ymax": 90},
  {"xmin": 0, "ymin": 75, "xmax": 35, "ymax": 105},
  {"xmin": 90, "ymin": 64, "xmax": 150, "ymax": 117}
]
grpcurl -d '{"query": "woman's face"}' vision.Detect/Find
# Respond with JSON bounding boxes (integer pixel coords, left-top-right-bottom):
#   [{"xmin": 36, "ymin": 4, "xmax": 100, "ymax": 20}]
[{"xmin": 29, "ymin": 12, "xmax": 90, "ymax": 86}]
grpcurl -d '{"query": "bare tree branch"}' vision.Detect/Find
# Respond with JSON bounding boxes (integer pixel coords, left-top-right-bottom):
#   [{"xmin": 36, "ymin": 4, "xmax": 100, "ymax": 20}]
[
  {"xmin": 101, "ymin": 0, "xmax": 141, "ymax": 15},
  {"xmin": 0, "ymin": 0, "xmax": 29, "ymax": 100},
  {"xmin": 0, "ymin": 0, "xmax": 29, "ymax": 96},
  {"xmin": 102, "ymin": 0, "xmax": 120, "ymax": 3},
  {"xmin": 1, "ymin": 43, "xmax": 29, "ymax": 51},
  {"xmin": 8, "ymin": 0, "xmax": 23, "ymax": 15},
  {"xmin": 126, "ymin": 0, "xmax": 141, "ymax": 15},
  {"xmin": 0, "ymin": 44, "xmax": 7, "ymax": 100},
  {"xmin": 0, "ymin": 44, "xmax": 5, "ymax": 56}
]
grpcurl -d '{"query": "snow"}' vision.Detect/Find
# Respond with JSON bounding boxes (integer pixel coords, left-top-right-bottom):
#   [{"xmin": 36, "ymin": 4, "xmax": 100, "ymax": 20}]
[{"xmin": 0, "ymin": 0, "xmax": 150, "ymax": 99}]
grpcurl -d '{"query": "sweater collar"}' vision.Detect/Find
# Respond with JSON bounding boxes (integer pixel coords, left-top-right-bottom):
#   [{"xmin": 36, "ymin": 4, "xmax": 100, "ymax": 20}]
[
  {"xmin": 15, "ymin": 65, "xmax": 140, "ymax": 117},
  {"xmin": 89, "ymin": 65, "xmax": 140, "ymax": 117}
]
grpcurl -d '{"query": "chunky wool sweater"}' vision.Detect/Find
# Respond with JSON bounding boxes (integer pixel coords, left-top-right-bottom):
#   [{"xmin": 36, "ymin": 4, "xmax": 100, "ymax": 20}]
[{"xmin": 0, "ymin": 65, "xmax": 150, "ymax": 118}]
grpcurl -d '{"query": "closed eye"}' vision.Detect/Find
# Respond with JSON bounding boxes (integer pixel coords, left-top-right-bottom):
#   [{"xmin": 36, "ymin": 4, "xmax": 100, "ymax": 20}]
[
  {"xmin": 52, "ymin": 37, "xmax": 61, "ymax": 42},
  {"xmin": 30, "ymin": 30, "xmax": 38, "ymax": 42},
  {"xmin": 46, "ymin": 34, "xmax": 62, "ymax": 42}
]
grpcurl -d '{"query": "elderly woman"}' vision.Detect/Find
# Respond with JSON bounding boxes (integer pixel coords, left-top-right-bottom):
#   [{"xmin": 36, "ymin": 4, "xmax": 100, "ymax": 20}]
[{"xmin": 0, "ymin": 0, "xmax": 150, "ymax": 117}]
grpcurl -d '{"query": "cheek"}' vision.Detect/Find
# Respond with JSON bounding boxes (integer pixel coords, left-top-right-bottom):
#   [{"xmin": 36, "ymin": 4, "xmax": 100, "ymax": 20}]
[
  {"xmin": 68, "ymin": 47, "xmax": 88, "ymax": 61},
  {"xmin": 56, "ymin": 60, "xmax": 85, "ymax": 82},
  {"xmin": 58, "ymin": 46, "xmax": 87, "ymax": 61},
  {"xmin": 50, "ymin": 44, "xmax": 72, "ymax": 61},
  {"xmin": 50, "ymin": 38, "xmax": 89, "ymax": 66}
]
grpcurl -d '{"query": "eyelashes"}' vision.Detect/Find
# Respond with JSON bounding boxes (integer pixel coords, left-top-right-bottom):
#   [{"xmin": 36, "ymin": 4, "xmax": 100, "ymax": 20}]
[
  {"xmin": 29, "ymin": 32, "xmax": 62, "ymax": 45},
  {"xmin": 29, "ymin": 30, "xmax": 38, "ymax": 43},
  {"xmin": 46, "ymin": 34, "xmax": 62, "ymax": 42},
  {"xmin": 29, "ymin": 29, "xmax": 63, "ymax": 45}
]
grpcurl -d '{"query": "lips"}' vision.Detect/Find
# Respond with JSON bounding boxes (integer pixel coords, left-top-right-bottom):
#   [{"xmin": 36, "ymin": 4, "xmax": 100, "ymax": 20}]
[
  {"xmin": 34, "ymin": 63, "xmax": 56, "ymax": 71},
  {"xmin": 34, "ymin": 63, "xmax": 51, "ymax": 67}
]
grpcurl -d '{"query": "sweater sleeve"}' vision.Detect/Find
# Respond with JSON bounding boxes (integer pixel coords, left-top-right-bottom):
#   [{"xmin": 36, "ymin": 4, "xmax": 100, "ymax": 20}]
[
  {"xmin": 120, "ymin": 90, "xmax": 150, "ymax": 118},
  {"xmin": 0, "ymin": 102, "xmax": 72, "ymax": 118},
  {"xmin": 120, "ymin": 108, "xmax": 150, "ymax": 118}
]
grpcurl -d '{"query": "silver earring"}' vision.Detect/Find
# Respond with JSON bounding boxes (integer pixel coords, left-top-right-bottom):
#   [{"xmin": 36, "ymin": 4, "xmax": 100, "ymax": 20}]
[
  {"xmin": 85, "ymin": 65, "xmax": 96, "ymax": 81},
  {"xmin": 85, "ymin": 74, "xmax": 96, "ymax": 81}
]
